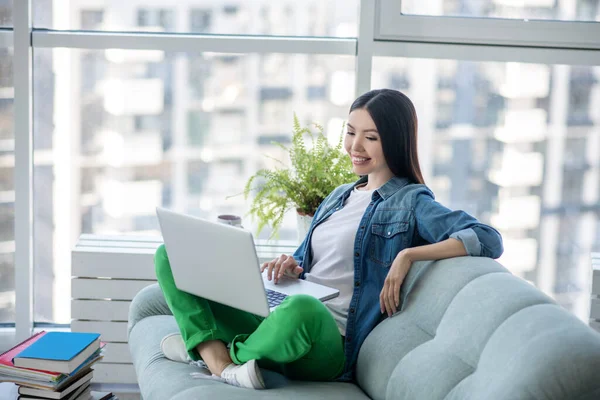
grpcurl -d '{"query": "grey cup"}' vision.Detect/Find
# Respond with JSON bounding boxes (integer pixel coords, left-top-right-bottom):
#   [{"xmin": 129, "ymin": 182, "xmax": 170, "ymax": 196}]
[{"xmin": 217, "ymin": 214, "xmax": 243, "ymax": 228}]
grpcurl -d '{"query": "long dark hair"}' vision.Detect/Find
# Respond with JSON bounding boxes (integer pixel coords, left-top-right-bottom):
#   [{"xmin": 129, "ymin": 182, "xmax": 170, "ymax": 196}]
[{"xmin": 350, "ymin": 89, "xmax": 425, "ymax": 185}]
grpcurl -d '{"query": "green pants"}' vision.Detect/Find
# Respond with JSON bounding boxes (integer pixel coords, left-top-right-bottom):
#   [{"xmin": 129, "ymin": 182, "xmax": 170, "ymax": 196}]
[{"xmin": 154, "ymin": 244, "xmax": 345, "ymax": 381}]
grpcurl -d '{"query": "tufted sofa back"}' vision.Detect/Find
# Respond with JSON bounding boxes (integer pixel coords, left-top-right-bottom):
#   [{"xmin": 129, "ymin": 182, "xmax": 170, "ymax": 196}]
[{"xmin": 355, "ymin": 257, "xmax": 600, "ymax": 400}]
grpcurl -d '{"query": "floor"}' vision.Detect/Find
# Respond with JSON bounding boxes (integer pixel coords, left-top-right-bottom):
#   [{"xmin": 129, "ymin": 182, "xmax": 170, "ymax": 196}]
[{"xmin": 0, "ymin": 382, "xmax": 17, "ymax": 398}]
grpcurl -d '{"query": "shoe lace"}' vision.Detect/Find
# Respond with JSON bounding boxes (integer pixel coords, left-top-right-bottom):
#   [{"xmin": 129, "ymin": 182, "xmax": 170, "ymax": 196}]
[
  {"xmin": 190, "ymin": 364, "xmax": 241, "ymax": 387},
  {"xmin": 220, "ymin": 367, "xmax": 241, "ymax": 387},
  {"xmin": 189, "ymin": 360, "xmax": 208, "ymax": 369}
]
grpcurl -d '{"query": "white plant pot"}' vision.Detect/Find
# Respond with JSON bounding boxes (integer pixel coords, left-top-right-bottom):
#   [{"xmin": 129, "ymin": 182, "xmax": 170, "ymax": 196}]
[{"xmin": 296, "ymin": 213, "xmax": 314, "ymax": 244}]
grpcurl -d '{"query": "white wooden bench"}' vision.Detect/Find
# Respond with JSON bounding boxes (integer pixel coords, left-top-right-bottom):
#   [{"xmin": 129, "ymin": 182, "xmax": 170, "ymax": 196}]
[{"xmin": 71, "ymin": 234, "xmax": 297, "ymax": 384}]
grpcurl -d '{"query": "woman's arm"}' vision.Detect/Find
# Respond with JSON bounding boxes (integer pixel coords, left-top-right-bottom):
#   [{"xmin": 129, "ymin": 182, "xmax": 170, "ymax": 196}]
[
  {"xmin": 413, "ymin": 189, "xmax": 504, "ymax": 259},
  {"xmin": 402, "ymin": 237, "xmax": 467, "ymax": 262}
]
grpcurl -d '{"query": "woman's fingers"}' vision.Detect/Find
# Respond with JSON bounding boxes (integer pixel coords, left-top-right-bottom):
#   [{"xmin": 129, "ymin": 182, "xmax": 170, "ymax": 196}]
[
  {"xmin": 277, "ymin": 257, "xmax": 291, "ymax": 282},
  {"xmin": 385, "ymin": 285, "xmax": 394, "ymax": 317},
  {"xmin": 380, "ymin": 279, "xmax": 398, "ymax": 317},
  {"xmin": 260, "ymin": 261, "xmax": 270, "ymax": 273},
  {"xmin": 380, "ymin": 285, "xmax": 390, "ymax": 315},
  {"xmin": 273, "ymin": 254, "xmax": 288, "ymax": 283},
  {"xmin": 266, "ymin": 260, "xmax": 275, "ymax": 281},
  {"xmin": 267, "ymin": 257, "xmax": 282, "ymax": 281},
  {"xmin": 263, "ymin": 254, "xmax": 299, "ymax": 283}
]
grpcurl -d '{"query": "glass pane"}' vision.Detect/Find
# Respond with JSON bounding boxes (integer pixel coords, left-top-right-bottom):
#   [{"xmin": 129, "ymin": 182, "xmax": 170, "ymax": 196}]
[
  {"xmin": 0, "ymin": 0, "xmax": 12, "ymax": 26},
  {"xmin": 372, "ymin": 57, "xmax": 600, "ymax": 321},
  {"xmin": 402, "ymin": 0, "xmax": 600, "ymax": 21},
  {"xmin": 0, "ymin": 47, "xmax": 14, "ymax": 324},
  {"xmin": 33, "ymin": 1, "xmax": 359, "ymax": 37},
  {"xmin": 33, "ymin": 48, "xmax": 355, "ymax": 323}
]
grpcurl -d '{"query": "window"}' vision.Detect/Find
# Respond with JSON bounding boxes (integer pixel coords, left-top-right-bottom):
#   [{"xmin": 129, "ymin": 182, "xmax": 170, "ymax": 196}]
[
  {"xmin": 402, "ymin": 0, "xmax": 600, "ymax": 21},
  {"xmin": 0, "ymin": 1, "xmax": 11, "ymax": 26},
  {"xmin": 80, "ymin": 10, "xmax": 104, "ymax": 30},
  {"xmin": 33, "ymin": 48, "xmax": 355, "ymax": 323},
  {"xmin": 373, "ymin": 57, "xmax": 600, "ymax": 318},
  {"xmin": 33, "ymin": 1, "xmax": 360, "ymax": 37},
  {"xmin": 0, "ymin": 47, "xmax": 13, "ymax": 324},
  {"xmin": 136, "ymin": 8, "xmax": 175, "ymax": 31},
  {"xmin": 190, "ymin": 9, "xmax": 212, "ymax": 33}
]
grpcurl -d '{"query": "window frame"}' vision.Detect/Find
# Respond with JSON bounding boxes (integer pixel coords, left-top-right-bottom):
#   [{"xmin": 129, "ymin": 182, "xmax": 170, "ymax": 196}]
[{"xmin": 377, "ymin": 0, "xmax": 600, "ymax": 50}]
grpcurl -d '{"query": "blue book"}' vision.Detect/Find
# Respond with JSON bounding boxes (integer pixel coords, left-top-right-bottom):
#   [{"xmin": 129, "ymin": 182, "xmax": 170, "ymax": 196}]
[{"xmin": 13, "ymin": 332, "xmax": 101, "ymax": 374}]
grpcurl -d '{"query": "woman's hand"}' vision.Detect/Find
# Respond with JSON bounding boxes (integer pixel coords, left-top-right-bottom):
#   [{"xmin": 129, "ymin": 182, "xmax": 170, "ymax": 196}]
[
  {"xmin": 261, "ymin": 254, "xmax": 304, "ymax": 284},
  {"xmin": 380, "ymin": 250, "xmax": 413, "ymax": 317}
]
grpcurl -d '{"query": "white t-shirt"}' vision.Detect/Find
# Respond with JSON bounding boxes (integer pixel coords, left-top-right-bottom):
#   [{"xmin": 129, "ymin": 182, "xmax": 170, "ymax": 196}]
[{"xmin": 304, "ymin": 186, "xmax": 375, "ymax": 335}]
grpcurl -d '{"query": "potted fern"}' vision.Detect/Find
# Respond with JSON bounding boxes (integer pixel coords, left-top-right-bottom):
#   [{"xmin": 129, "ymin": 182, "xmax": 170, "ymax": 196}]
[{"xmin": 242, "ymin": 115, "xmax": 356, "ymax": 240}]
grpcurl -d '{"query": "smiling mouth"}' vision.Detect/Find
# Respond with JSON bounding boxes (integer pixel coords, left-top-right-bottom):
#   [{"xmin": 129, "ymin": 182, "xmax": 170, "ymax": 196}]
[{"xmin": 352, "ymin": 157, "xmax": 371, "ymax": 164}]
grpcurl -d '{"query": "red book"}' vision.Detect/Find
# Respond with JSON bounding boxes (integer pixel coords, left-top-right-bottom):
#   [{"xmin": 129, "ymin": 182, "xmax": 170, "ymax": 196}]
[{"xmin": 0, "ymin": 331, "xmax": 63, "ymax": 382}]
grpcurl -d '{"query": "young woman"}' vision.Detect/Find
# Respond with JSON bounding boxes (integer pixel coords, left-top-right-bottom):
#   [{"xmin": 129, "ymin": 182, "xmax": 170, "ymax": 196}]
[{"xmin": 154, "ymin": 89, "xmax": 504, "ymax": 389}]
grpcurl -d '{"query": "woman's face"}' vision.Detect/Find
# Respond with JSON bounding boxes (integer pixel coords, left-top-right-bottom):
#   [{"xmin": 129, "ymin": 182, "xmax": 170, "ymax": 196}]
[{"xmin": 344, "ymin": 108, "xmax": 392, "ymax": 179}]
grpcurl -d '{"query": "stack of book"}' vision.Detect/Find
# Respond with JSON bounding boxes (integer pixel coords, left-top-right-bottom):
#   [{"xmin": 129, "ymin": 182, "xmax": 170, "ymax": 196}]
[{"xmin": 0, "ymin": 331, "xmax": 116, "ymax": 400}]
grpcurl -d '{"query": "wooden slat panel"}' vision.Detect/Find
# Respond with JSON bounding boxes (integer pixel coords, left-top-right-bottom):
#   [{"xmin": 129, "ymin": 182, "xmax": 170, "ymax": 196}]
[
  {"xmin": 92, "ymin": 363, "xmax": 138, "ymax": 384},
  {"xmin": 80, "ymin": 234, "xmax": 162, "ymax": 243},
  {"xmin": 102, "ymin": 343, "xmax": 132, "ymax": 363},
  {"xmin": 78, "ymin": 240, "xmax": 161, "ymax": 249},
  {"xmin": 72, "ymin": 248, "xmax": 156, "ymax": 280},
  {"xmin": 73, "ymin": 246, "xmax": 293, "ymax": 279},
  {"xmin": 72, "ymin": 300, "xmax": 131, "ymax": 321},
  {"xmin": 593, "ymin": 277, "xmax": 600, "ymax": 296},
  {"xmin": 71, "ymin": 321, "xmax": 129, "ymax": 342},
  {"xmin": 72, "ymin": 278, "xmax": 155, "ymax": 300},
  {"xmin": 590, "ymin": 298, "xmax": 600, "ymax": 319}
]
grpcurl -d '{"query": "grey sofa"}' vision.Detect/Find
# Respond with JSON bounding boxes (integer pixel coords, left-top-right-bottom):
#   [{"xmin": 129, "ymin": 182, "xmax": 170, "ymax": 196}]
[{"xmin": 128, "ymin": 256, "xmax": 600, "ymax": 399}]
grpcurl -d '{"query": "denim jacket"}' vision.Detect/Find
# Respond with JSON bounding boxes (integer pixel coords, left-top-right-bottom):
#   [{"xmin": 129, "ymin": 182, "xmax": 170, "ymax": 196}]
[{"xmin": 292, "ymin": 176, "xmax": 504, "ymax": 382}]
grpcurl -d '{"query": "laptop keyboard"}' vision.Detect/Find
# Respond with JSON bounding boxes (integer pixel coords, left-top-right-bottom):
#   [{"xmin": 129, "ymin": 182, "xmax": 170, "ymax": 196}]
[{"xmin": 265, "ymin": 289, "xmax": 288, "ymax": 308}]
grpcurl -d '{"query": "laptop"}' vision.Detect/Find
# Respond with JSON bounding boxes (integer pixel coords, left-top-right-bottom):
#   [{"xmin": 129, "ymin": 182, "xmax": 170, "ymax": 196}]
[{"xmin": 156, "ymin": 207, "xmax": 339, "ymax": 317}]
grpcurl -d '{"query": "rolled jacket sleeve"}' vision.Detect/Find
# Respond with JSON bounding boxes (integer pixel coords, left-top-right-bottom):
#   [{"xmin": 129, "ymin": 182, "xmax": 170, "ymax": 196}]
[
  {"xmin": 413, "ymin": 189, "xmax": 504, "ymax": 259},
  {"xmin": 450, "ymin": 228, "xmax": 482, "ymax": 257}
]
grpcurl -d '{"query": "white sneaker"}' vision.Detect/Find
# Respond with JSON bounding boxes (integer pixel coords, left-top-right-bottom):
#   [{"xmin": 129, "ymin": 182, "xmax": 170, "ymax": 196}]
[
  {"xmin": 219, "ymin": 360, "xmax": 265, "ymax": 390},
  {"xmin": 160, "ymin": 333, "xmax": 190, "ymax": 363}
]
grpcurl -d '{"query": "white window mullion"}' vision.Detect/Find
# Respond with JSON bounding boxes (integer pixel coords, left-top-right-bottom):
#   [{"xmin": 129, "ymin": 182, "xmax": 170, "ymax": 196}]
[
  {"xmin": 32, "ymin": 31, "xmax": 356, "ymax": 55},
  {"xmin": 14, "ymin": 0, "xmax": 34, "ymax": 342},
  {"xmin": 355, "ymin": 0, "xmax": 376, "ymax": 96}
]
